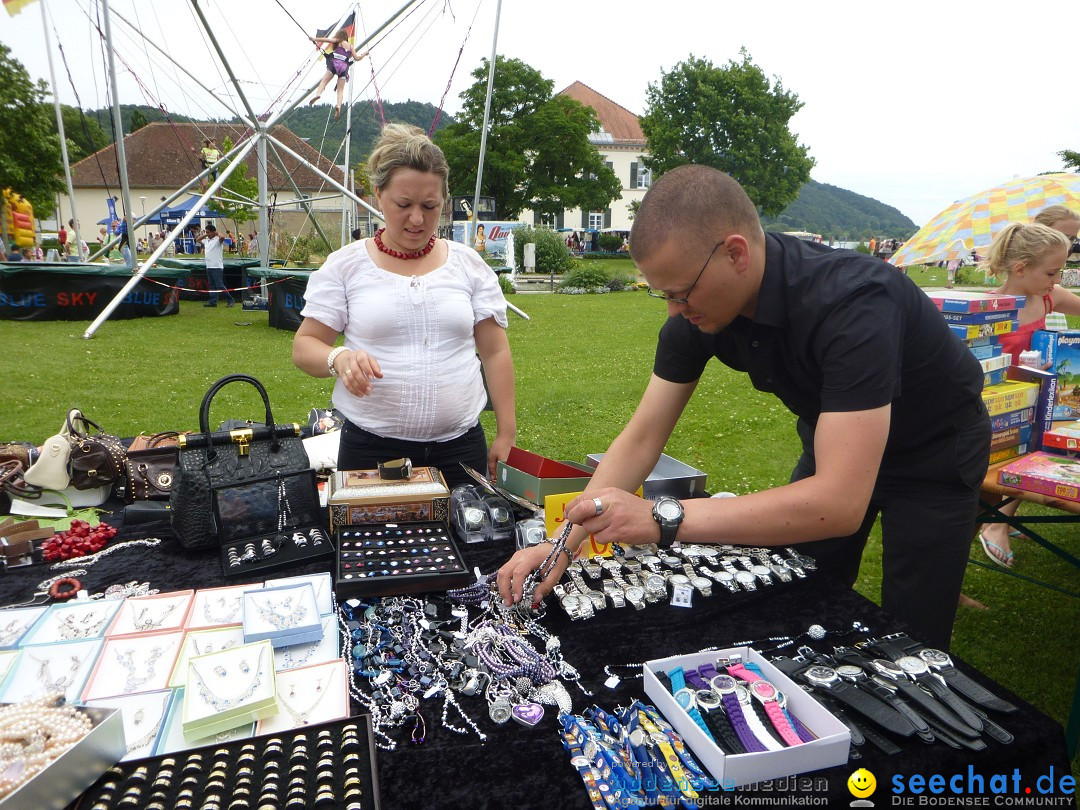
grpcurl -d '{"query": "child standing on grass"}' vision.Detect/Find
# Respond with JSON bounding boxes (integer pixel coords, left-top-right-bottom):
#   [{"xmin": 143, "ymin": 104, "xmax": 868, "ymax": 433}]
[{"xmin": 977, "ymin": 218, "xmax": 1080, "ymax": 567}]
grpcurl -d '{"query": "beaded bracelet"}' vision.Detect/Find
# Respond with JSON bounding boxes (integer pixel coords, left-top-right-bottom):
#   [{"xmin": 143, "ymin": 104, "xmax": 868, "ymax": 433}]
[{"xmin": 48, "ymin": 577, "xmax": 82, "ymax": 601}]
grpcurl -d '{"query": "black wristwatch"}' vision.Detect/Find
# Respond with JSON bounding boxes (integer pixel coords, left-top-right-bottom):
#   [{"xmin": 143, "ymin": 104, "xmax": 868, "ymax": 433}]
[{"xmin": 651, "ymin": 496, "xmax": 684, "ymax": 549}]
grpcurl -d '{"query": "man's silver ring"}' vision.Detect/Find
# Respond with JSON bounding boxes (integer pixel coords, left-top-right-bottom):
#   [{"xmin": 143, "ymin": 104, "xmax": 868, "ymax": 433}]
[{"xmin": 593, "ymin": 497, "xmax": 604, "ymax": 516}]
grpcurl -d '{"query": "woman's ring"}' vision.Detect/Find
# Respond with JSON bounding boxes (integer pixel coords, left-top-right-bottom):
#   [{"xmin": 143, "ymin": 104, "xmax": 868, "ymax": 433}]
[
  {"xmin": 345, "ymin": 367, "xmax": 353, "ymax": 375},
  {"xmin": 593, "ymin": 497, "xmax": 604, "ymax": 516}
]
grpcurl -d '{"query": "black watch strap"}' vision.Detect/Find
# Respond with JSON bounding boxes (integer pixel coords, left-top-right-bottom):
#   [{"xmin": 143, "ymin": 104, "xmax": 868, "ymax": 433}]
[
  {"xmin": 937, "ymin": 666, "xmax": 1018, "ymax": 714},
  {"xmin": 699, "ymin": 704, "xmax": 745, "ymax": 755},
  {"xmin": 804, "ymin": 676, "xmax": 916, "ymax": 737},
  {"xmin": 922, "ymin": 714, "xmax": 988, "ymax": 752},
  {"xmin": 921, "ymin": 675, "xmax": 985, "ymax": 732},
  {"xmin": 816, "ymin": 693, "xmax": 902, "ymax": 756},
  {"xmin": 893, "ymin": 680, "xmax": 981, "ymax": 739}
]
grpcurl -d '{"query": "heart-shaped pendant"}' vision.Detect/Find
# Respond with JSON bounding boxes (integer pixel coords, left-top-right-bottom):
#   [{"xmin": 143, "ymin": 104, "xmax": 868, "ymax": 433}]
[{"xmin": 511, "ymin": 702, "xmax": 545, "ymax": 727}]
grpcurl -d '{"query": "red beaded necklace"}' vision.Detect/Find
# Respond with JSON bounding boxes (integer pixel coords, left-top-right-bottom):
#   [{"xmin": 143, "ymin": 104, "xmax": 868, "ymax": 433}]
[{"xmin": 373, "ymin": 227, "xmax": 437, "ymax": 260}]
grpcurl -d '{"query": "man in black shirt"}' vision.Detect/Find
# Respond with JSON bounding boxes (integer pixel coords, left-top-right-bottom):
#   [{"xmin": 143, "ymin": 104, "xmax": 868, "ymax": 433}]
[{"xmin": 498, "ymin": 165, "xmax": 989, "ymax": 649}]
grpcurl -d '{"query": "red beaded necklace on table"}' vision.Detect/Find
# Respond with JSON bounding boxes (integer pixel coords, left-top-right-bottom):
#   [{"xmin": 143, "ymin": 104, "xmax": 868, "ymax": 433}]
[{"xmin": 373, "ymin": 227, "xmax": 437, "ymax": 260}]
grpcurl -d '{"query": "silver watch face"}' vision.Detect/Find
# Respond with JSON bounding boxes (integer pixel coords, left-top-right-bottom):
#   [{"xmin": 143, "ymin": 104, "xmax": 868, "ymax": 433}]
[
  {"xmin": 668, "ymin": 574, "xmax": 690, "ymax": 586},
  {"xmin": 660, "ymin": 554, "xmax": 682, "ymax": 568},
  {"xmin": 715, "ymin": 570, "xmax": 734, "ymax": 582},
  {"xmin": 561, "ymin": 594, "xmax": 582, "ymax": 610},
  {"xmin": 770, "ymin": 564, "xmax": 791, "ymax": 580},
  {"xmin": 691, "ymin": 577, "xmax": 712, "ymax": 591},
  {"xmin": 735, "ymin": 571, "xmax": 756, "ymax": 584},
  {"xmin": 871, "ymin": 658, "xmax": 903, "ymax": 678},
  {"xmin": 655, "ymin": 498, "xmax": 683, "ymax": 521},
  {"xmin": 624, "ymin": 586, "xmax": 645, "ymax": 603},
  {"xmin": 919, "ymin": 648, "xmax": 951, "ymax": 667},
  {"xmin": 897, "ymin": 656, "xmax": 929, "ymax": 676},
  {"xmin": 804, "ymin": 665, "xmax": 838, "ymax": 686},
  {"xmin": 695, "ymin": 689, "xmax": 722, "ymax": 710},
  {"xmin": 783, "ymin": 559, "xmax": 803, "ymax": 570},
  {"xmin": 751, "ymin": 564, "xmax": 772, "ymax": 578},
  {"xmin": 640, "ymin": 555, "xmax": 661, "ymax": 566},
  {"xmin": 835, "ymin": 664, "xmax": 863, "ymax": 679}
]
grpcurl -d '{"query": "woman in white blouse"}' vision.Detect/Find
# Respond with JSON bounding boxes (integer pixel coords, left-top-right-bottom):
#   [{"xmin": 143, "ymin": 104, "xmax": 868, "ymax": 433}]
[{"xmin": 292, "ymin": 124, "xmax": 516, "ymax": 487}]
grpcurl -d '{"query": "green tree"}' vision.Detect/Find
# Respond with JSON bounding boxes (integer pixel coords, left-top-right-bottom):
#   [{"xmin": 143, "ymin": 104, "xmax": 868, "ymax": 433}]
[
  {"xmin": 129, "ymin": 108, "xmax": 148, "ymax": 133},
  {"xmin": 213, "ymin": 136, "xmax": 258, "ymax": 235},
  {"xmin": 1059, "ymin": 150, "xmax": 1080, "ymax": 172},
  {"xmin": 59, "ymin": 105, "xmax": 108, "ymax": 164},
  {"xmin": 435, "ymin": 56, "xmax": 620, "ymax": 220},
  {"xmin": 640, "ymin": 50, "xmax": 814, "ymax": 216},
  {"xmin": 0, "ymin": 44, "xmax": 64, "ymax": 215}
]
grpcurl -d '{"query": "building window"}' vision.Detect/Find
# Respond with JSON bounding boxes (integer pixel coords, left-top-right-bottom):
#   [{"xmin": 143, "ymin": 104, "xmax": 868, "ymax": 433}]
[
  {"xmin": 588, "ymin": 210, "xmax": 604, "ymax": 230},
  {"xmin": 637, "ymin": 166, "xmax": 651, "ymax": 189},
  {"xmin": 538, "ymin": 213, "xmax": 556, "ymax": 229}
]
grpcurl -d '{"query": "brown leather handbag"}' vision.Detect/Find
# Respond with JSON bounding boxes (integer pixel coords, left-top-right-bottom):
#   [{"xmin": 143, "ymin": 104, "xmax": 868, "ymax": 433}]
[
  {"xmin": 123, "ymin": 432, "xmax": 180, "ymax": 502},
  {"xmin": 67, "ymin": 411, "xmax": 127, "ymax": 490}
]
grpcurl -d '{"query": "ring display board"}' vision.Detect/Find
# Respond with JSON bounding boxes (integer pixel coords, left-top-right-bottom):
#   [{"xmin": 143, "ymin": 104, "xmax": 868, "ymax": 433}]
[
  {"xmin": 0, "ymin": 262, "xmax": 189, "ymax": 321},
  {"xmin": 248, "ymin": 267, "xmax": 314, "ymax": 331}
]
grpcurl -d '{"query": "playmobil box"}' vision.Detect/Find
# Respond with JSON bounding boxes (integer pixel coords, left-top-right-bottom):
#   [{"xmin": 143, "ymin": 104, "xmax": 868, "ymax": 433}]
[{"xmin": 1029, "ymin": 331, "xmax": 1080, "ymax": 419}]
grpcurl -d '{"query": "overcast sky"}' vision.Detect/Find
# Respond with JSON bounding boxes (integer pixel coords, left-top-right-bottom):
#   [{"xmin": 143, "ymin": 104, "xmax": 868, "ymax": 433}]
[{"xmin": 4, "ymin": 0, "xmax": 1076, "ymax": 227}]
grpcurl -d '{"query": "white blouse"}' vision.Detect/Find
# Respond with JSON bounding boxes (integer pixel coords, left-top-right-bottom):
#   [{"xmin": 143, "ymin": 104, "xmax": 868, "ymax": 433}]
[{"xmin": 301, "ymin": 239, "xmax": 508, "ymax": 442}]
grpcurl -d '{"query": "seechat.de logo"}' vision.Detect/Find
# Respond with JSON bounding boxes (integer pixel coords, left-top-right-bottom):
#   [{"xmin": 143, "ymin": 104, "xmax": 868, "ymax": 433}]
[{"xmin": 848, "ymin": 768, "xmax": 877, "ymax": 807}]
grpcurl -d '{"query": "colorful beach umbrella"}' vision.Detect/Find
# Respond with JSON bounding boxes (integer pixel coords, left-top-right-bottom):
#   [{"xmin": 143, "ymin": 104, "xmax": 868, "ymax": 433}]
[{"xmin": 889, "ymin": 173, "xmax": 1080, "ymax": 267}]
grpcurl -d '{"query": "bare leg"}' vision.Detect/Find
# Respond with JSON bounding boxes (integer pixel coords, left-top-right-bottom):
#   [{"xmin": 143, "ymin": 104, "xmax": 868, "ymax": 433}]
[
  {"xmin": 978, "ymin": 498, "xmax": 1020, "ymax": 566},
  {"xmin": 335, "ymin": 77, "xmax": 346, "ymax": 119},
  {"xmin": 309, "ymin": 71, "xmax": 334, "ymax": 105}
]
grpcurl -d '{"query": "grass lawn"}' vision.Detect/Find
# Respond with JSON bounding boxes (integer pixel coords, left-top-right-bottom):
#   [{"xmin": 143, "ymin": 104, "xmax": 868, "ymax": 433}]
[{"xmin": 0, "ymin": 267, "xmax": 1077, "ymax": 772}]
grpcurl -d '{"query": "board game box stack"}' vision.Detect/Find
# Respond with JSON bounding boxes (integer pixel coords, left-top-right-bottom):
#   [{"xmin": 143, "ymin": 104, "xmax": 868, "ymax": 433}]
[
  {"xmin": 925, "ymin": 290, "xmax": 1037, "ymax": 464},
  {"xmin": 998, "ymin": 451, "xmax": 1080, "ymax": 504}
]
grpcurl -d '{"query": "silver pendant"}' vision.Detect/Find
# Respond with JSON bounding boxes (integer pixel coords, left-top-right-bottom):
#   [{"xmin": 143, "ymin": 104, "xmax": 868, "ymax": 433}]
[{"xmin": 488, "ymin": 697, "xmax": 512, "ymax": 724}]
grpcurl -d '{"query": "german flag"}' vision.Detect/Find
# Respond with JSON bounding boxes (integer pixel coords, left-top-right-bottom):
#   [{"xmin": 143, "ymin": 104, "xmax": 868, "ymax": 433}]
[
  {"xmin": 316, "ymin": 10, "xmax": 355, "ymax": 48},
  {"xmin": 4, "ymin": 0, "xmax": 39, "ymax": 16}
]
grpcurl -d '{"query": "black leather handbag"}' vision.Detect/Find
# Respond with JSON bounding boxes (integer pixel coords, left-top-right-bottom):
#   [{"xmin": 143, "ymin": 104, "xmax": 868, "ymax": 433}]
[{"xmin": 170, "ymin": 374, "xmax": 309, "ymax": 549}]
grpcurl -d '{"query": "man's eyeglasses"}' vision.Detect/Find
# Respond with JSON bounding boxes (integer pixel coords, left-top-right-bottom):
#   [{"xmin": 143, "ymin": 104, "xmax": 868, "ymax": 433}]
[{"xmin": 647, "ymin": 239, "xmax": 724, "ymax": 304}]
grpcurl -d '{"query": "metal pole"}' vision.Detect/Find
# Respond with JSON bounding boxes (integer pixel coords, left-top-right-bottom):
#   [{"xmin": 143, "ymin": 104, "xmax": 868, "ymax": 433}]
[
  {"xmin": 84, "ymin": 137, "xmax": 257, "ymax": 339},
  {"xmin": 40, "ymin": 0, "xmax": 82, "ymax": 259},
  {"xmin": 267, "ymin": 140, "xmax": 334, "ymax": 252},
  {"xmin": 258, "ymin": 136, "xmax": 269, "ymax": 267},
  {"xmin": 339, "ymin": 2, "xmax": 358, "ymax": 249},
  {"xmin": 101, "ymin": 0, "xmax": 137, "ymax": 268},
  {"xmin": 470, "ymin": 0, "xmax": 502, "ymax": 239},
  {"xmin": 268, "ymin": 134, "xmax": 382, "ymax": 220},
  {"xmin": 189, "ymin": 0, "xmax": 259, "ymax": 125}
]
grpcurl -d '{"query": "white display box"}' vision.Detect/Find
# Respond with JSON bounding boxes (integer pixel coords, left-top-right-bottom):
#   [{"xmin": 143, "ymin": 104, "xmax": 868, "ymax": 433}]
[
  {"xmin": 643, "ymin": 647, "xmax": 849, "ymax": 789},
  {"xmin": 0, "ymin": 650, "xmax": 19, "ymax": 684},
  {"xmin": 187, "ymin": 583, "xmax": 261, "ymax": 629},
  {"xmin": 21, "ymin": 600, "xmax": 122, "ymax": 645},
  {"xmin": 183, "ymin": 640, "xmax": 277, "ymax": 739},
  {"xmin": 107, "ymin": 590, "xmax": 194, "ymax": 636},
  {"xmin": 0, "ymin": 639, "xmax": 102, "ymax": 704},
  {"xmin": 84, "ymin": 688, "xmax": 175, "ymax": 761},
  {"xmin": 169, "ymin": 625, "xmax": 247, "ymax": 688},
  {"xmin": 264, "ymin": 572, "xmax": 334, "ymax": 616},
  {"xmin": 0, "ymin": 605, "xmax": 49, "ymax": 649},
  {"xmin": 155, "ymin": 687, "xmax": 255, "ymax": 755},
  {"xmin": 257, "ymin": 657, "xmax": 350, "ymax": 733},
  {"xmin": 81, "ymin": 630, "xmax": 184, "ymax": 701},
  {"xmin": 0, "ymin": 705, "xmax": 124, "ymax": 810},
  {"xmin": 242, "ymin": 583, "xmax": 321, "ymax": 648},
  {"xmin": 274, "ymin": 615, "xmax": 340, "ymax": 671}
]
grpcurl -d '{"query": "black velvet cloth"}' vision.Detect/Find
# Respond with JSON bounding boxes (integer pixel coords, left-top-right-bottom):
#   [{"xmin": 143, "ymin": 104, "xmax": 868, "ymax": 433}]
[{"xmin": 0, "ymin": 512, "xmax": 1071, "ymax": 808}]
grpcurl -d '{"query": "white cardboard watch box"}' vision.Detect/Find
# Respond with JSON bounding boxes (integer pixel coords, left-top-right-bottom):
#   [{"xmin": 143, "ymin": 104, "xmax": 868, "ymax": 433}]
[
  {"xmin": 81, "ymin": 630, "xmax": 184, "ymax": 701},
  {"xmin": 643, "ymin": 646, "xmax": 850, "ymax": 788}
]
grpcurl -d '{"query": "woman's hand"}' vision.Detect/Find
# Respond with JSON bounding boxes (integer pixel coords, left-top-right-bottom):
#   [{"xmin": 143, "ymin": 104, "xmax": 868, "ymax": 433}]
[
  {"xmin": 496, "ymin": 541, "xmax": 568, "ymax": 607},
  {"xmin": 487, "ymin": 431, "xmax": 513, "ymax": 480},
  {"xmin": 335, "ymin": 349, "xmax": 383, "ymax": 397},
  {"xmin": 563, "ymin": 488, "xmax": 659, "ymax": 548}
]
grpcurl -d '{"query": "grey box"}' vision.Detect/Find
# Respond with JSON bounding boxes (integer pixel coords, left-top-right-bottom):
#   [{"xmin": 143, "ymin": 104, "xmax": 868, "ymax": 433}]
[
  {"xmin": 585, "ymin": 453, "xmax": 707, "ymax": 499},
  {"xmin": 1, "ymin": 706, "xmax": 125, "ymax": 810}
]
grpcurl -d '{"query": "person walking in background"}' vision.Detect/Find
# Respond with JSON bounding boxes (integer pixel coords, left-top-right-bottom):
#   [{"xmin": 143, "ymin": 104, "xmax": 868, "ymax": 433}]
[
  {"xmin": 58, "ymin": 223, "xmax": 68, "ymax": 256},
  {"xmin": 976, "ymin": 215, "xmax": 1080, "ymax": 567},
  {"xmin": 868, "ymin": 235, "xmax": 877, "ymax": 256},
  {"xmin": 195, "ymin": 223, "xmax": 234, "ymax": 308},
  {"xmin": 292, "ymin": 124, "xmax": 516, "ymax": 487}
]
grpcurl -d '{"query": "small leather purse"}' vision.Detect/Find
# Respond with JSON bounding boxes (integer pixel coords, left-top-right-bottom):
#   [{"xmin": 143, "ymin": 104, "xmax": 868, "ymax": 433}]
[
  {"xmin": 67, "ymin": 411, "xmax": 127, "ymax": 491},
  {"xmin": 123, "ymin": 432, "xmax": 180, "ymax": 502}
]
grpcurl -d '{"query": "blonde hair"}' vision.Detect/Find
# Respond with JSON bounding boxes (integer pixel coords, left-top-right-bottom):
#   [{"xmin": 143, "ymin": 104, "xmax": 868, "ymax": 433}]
[
  {"xmin": 1034, "ymin": 204, "xmax": 1080, "ymax": 231},
  {"xmin": 366, "ymin": 123, "xmax": 450, "ymax": 199},
  {"xmin": 981, "ymin": 222, "xmax": 1070, "ymax": 278}
]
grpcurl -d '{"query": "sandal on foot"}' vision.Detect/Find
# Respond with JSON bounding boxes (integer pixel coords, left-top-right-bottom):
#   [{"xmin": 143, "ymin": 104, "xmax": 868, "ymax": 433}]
[
  {"xmin": 978, "ymin": 532, "xmax": 1014, "ymax": 568},
  {"xmin": 1008, "ymin": 529, "xmax": 1028, "ymax": 539}
]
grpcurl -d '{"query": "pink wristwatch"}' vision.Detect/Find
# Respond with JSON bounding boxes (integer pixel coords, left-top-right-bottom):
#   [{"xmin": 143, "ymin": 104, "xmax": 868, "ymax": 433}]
[{"xmin": 726, "ymin": 661, "xmax": 803, "ymax": 747}]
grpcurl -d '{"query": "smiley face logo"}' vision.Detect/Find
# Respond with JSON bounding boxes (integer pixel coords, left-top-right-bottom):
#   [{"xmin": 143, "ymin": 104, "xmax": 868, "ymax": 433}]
[{"xmin": 848, "ymin": 768, "xmax": 877, "ymax": 798}]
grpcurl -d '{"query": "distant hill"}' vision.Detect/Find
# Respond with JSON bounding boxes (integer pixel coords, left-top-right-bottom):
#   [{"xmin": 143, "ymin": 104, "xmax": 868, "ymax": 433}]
[
  {"xmin": 86, "ymin": 101, "xmax": 454, "ymax": 171},
  {"xmin": 762, "ymin": 179, "xmax": 917, "ymax": 241}
]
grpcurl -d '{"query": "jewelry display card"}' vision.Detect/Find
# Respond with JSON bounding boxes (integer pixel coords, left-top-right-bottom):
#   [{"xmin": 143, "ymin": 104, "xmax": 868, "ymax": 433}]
[
  {"xmin": 84, "ymin": 688, "xmax": 176, "ymax": 761},
  {"xmin": 256, "ymin": 657, "xmax": 350, "ymax": 734},
  {"xmin": 264, "ymin": 571, "xmax": 334, "ymax": 615},
  {"xmin": 155, "ymin": 686, "xmax": 255, "ymax": 756},
  {"xmin": 273, "ymin": 614, "xmax": 340, "ymax": 672},
  {"xmin": 0, "ymin": 638, "xmax": 102, "ymax": 704},
  {"xmin": 643, "ymin": 646, "xmax": 850, "ymax": 788},
  {"xmin": 0, "ymin": 649, "xmax": 19, "ymax": 683},
  {"xmin": 334, "ymin": 520, "xmax": 472, "ymax": 598},
  {"xmin": 21, "ymin": 599, "xmax": 122, "ymax": 645},
  {"xmin": 0, "ymin": 604, "xmax": 49, "ymax": 649},
  {"xmin": 107, "ymin": 590, "xmax": 194, "ymax": 636},
  {"xmin": 242, "ymin": 583, "xmax": 322, "ymax": 648},
  {"xmin": 169, "ymin": 624, "xmax": 247, "ymax": 688},
  {"xmin": 81, "ymin": 630, "xmax": 184, "ymax": 701},
  {"xmin": 183, "ymin": 639, "xmax": 277, "ymax": 739},
  {"xmin": 186, "ymin": 583, "xmax": 261, "ymax": 629},
  {"xmin": 79, "ymin": 714, "xmax": 380, "ymax": 810}
]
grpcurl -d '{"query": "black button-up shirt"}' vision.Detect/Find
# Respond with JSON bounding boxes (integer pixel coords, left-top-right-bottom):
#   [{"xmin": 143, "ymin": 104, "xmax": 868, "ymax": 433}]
[{"xmin": 654, "ymin": 233, "xmax": 985, "ymax": 468}]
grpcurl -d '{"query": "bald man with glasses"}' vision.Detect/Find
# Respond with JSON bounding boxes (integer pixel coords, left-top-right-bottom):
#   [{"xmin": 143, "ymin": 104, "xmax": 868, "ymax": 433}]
[{"xmin": 499, "ymin": 164, "xmax": 989, "ymax": 650}]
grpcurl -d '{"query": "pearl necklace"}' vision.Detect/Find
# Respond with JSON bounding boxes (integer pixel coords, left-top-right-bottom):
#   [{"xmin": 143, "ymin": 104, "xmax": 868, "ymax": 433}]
[
  {"xmin": 0, "ymin": 696, "xmax": 92, "ymax": 799},
  {"xmin": 373, "ymin": 227, "xmax": 436, "ymax": 260}
]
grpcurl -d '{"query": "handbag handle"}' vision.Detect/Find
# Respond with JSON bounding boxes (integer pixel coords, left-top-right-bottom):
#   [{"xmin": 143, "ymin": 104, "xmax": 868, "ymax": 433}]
[
  {"xmin": 198, "ymin": 374, "xmax": 281, "ymax": 455},
  {"xmin": 66, "ymin": 408, "xmax": 104, "ymax": 439}
]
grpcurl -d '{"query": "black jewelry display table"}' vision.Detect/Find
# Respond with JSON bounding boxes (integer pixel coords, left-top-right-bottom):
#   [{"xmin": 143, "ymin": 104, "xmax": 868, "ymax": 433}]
[{"xmin": 0, "ymin": 523, "xmax": 1072, "ymax": 808}]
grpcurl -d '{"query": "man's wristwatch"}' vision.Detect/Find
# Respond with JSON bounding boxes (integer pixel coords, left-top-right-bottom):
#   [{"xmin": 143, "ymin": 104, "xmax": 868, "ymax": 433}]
[
  {"xmin": 651, "ymin": 496, "xmax": 684, "ymax": 548},
  {"xmin": 917, "ymin": 648, "xmax": 1017, "ymax": 714}
]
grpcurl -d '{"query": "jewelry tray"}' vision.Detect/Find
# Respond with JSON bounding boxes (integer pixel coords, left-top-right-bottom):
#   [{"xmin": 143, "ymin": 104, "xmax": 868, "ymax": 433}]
[
  {"xmin": 75, "ymin": 713, "xmax": 381, "ymax": 810},
  {"xmin": 334, "ymin": 520, "xmax": 472, "ymax": 598},
  {"xmin": 211, "ymin": 469, "xmax": 334, "ymax": 578}
]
